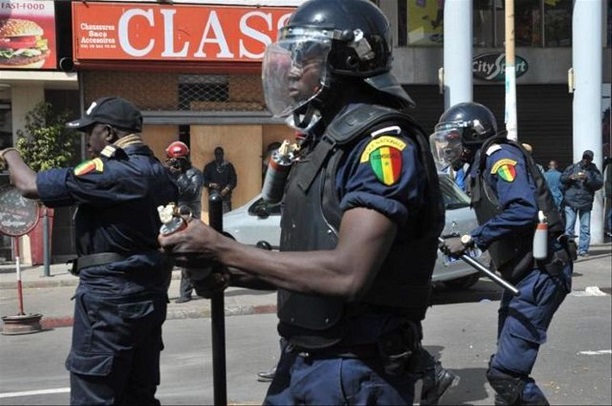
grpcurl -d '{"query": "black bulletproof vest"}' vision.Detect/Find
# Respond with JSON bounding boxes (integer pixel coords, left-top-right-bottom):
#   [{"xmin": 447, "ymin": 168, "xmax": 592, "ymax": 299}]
[
  {"xmin": 277, "ymin": 104, "xmax": 444, "ymax": 349},
  {"xmin": 470, "ymin": 136, "xmax": 564, "ymax": 281}
]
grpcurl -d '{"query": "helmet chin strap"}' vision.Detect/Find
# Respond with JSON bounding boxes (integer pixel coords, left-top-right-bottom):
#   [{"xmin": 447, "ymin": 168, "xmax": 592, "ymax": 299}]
[
  {"xmin": 454, "ymin": 145, "xmax": 478, "ymax": 170},
  {"xmin": 287, "ymin": 104, "xmax": 320, "ymax": 133}
]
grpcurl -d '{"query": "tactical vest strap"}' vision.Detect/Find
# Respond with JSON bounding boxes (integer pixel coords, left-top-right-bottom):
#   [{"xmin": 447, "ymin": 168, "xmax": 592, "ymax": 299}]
[
  {"xmin": 479, "ymin": 136, "xmax": 564, "ymax": 236},
  {"xmin": 296, "ymin": 135, "xmax": 336, "ymax": 194},
  {"xmin": 324, "ymin": 103, "xmax": 445, "ymax": 239}
]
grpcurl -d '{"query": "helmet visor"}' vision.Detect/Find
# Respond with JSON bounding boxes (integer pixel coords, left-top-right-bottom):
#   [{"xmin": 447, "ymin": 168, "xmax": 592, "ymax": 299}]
[
  {"xmin": 262, "ymin": 30, "xmax": 331, "ymax": 117},
  {"xmin": 429, "ymin": 126, "xmax": 464, "ymax": 169}
]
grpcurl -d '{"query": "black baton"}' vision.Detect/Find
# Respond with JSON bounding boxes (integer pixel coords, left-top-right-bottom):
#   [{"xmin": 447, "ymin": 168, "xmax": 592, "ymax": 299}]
[
  {"xmin": 438, "ymin": 237, "xmax": 520, "ymax": 296},
  {"xmin": 209, "ymin": 191, "xmax": 227, "ymax": 405}
]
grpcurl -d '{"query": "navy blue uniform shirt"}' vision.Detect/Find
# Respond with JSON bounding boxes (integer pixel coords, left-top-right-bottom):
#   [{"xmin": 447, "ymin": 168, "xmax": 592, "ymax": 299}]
[
  {"xmin": 36, "ymin": 144, "xmax": 178, "ymax": 289},
  {"xmin": 335, "ymin": 128, "xmax": 426, "ymax": 227},
  {"xmin": 469, "ymin": 143, "xmax": 539, "ymax": 250}
]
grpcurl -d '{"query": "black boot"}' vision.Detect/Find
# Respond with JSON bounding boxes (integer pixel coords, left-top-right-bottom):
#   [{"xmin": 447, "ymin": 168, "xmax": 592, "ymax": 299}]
[{"xmin": 420, "ymin": 361, "xmax": 459, "ymax": 405}]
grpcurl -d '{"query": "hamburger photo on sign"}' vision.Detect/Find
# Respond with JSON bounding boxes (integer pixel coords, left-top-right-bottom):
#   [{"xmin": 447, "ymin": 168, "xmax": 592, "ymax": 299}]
[{"xmin": 0, "ymin": 18, "xmax": 50, "ymax": 69}]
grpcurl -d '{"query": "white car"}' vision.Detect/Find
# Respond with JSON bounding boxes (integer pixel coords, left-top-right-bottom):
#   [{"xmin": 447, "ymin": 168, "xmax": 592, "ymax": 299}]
[{"xmin": 223, "ymin": 174, "xmax": 489, "ymax": 289}]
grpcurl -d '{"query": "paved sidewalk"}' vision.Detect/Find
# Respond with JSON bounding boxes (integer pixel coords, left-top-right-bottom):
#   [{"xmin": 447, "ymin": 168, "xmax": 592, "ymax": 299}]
[
  {"xmin": 1, "ymin": 242, "xmax": 610, "ymax": 331},
  {"xmin": 0, "ymin": 263, "xmax": 276, "ymax": 330}
]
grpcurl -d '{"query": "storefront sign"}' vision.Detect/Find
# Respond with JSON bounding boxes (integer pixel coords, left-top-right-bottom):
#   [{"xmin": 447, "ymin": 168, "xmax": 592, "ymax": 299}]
[
  {"xmin": 72, "ymin": 2, "xmax": 294, "ymax": 63},
  {"xmin": 0, "ymin": 0, "xmax": 57, "ymax": 70},
  {"xmin": 473, "ymin": 53, "xmax": 529, "ymax": 81}
]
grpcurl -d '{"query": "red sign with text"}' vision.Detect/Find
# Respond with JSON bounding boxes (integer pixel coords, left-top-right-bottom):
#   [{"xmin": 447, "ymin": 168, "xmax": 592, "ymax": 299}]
[
  {"xmin": 0, "ymin": 0, "xmax": 57, "ymax": 70},
  {"xmin": 72, "ymin": 2, "xmax": 294, "ymax": 63}
]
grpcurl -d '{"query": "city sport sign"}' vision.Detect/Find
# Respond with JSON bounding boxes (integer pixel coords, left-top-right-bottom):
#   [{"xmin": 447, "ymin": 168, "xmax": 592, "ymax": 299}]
[
  {"xmin": 473, "ymin": 53, "xmax": 529, "ymax": 82},
  {"xmin": 0, "ymin": 185, "xmax": 40, "ymax": 237},
  {"xmin": 72, "ymin": 2, "xmax": 294, "ymax": 63}
]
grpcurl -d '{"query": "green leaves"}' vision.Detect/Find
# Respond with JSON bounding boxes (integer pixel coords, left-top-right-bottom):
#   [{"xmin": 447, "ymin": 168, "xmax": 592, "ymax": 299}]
[{"xmin": 15, "ymin": 101, "xmax": 76, "ymax": 172}]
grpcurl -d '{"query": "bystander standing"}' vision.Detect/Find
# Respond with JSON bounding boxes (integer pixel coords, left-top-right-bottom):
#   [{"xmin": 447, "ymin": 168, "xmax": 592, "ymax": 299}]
[{"xmin": 203, "ymin": 146, "xmax": 237, "ymax": 213}]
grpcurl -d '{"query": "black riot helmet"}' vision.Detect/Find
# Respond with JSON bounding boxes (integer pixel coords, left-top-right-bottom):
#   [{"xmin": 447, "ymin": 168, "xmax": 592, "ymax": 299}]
[
  {"xmin": 262, "ymin": 0, "xmax": 414, "ymax": 127},
  {"xmin": 430, "ymin": 102, "xmax": 498, "ymax": 169}
]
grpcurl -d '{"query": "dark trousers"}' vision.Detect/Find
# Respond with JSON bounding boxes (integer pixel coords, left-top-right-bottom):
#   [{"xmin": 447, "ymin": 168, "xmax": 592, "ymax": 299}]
[
  {"xmin": 66, "ymin": 290, "xmax": 167, "ymax": 405},
  {"xmin": 488, "ymin": 261, "xmax": 572, "ymax": 404},
  {"xmin": 264, "ymin": 340, "xmax": 417, "ymax": 405}
]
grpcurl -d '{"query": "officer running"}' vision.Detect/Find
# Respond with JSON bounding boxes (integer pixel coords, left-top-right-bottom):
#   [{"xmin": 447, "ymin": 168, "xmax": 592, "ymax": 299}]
[
  {"xmin": 435, "ymin": 102, "xmax": 573, "ymax": 405},
  {"xmin": 0, "ymin": 97, "xmax": 178, "ymax": 405},
  {"xmin": 159, "ymin": 0, "xmax": 452, "ymax": 404}
]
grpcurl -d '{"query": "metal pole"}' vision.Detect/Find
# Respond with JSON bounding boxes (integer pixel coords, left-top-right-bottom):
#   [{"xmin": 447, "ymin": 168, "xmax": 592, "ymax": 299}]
[
  {"xmin": 504, "ymin": 0, "xmax": 518, "ymax": 141},
  {"xmin": 14, "ymin": 237, "xmax": 25, "ymax": 315},
  {"xmin": 208, "ymin": 191, "xmax": 227, "ymax": 406},
  {"xmin": 438, "ymin": 238, "xmax": 520, "ymax": 296},
  {"xmin": 42, "ymin": 207, "xmax": 50, "ymax": 277}
]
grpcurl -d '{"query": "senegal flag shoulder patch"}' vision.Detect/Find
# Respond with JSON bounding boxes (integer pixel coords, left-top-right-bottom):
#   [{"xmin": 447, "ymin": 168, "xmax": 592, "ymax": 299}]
[
  {"xmin": 74, "ymin": 158, "xmax": 104, "ymax": 176},
  {"xmin": 360, "ymin": 136, "xmax": 406, "ymax": 186},
  {"xmin": 491, "ymin": 158, "xmax": 517, "ymax": 182}
]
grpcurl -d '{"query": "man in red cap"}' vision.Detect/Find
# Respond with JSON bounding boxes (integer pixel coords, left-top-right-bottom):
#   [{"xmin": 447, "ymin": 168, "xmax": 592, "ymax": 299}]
[{"xmin": 165, "ymin": 140, "xmax": 204, "ymax": 303}]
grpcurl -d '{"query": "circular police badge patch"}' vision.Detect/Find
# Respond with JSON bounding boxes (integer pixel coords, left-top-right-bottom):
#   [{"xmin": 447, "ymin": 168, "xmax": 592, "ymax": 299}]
[
  {"xmin": 491, "ymin": 158, "xmax": 517, "ymax": 182},
  {"xmin": 360, "ymin": 136, "xmax": 406, "ymax": 186}
]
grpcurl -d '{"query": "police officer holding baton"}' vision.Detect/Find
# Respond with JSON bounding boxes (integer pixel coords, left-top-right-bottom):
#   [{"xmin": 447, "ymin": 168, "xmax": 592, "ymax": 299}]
[{"xmin": 434, "ymin": 102, "xmax": 573, "ymax": 405}]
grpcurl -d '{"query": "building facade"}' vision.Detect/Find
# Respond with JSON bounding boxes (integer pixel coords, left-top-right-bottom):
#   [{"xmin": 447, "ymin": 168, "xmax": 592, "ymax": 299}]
[{"xmin": 1, "ymin": 0, "xmax": 610, "ymax": 263}]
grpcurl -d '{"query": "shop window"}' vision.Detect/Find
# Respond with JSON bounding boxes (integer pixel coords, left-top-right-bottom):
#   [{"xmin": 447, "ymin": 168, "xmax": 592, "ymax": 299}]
[
  {"xmin": 474, "ymin": 0, "xmax": 502, "ymax": 47},
  {"xmin": 544, "ymin": 0, "xmax": 572, "ymax": 47},
  {"xmin": 608, "ymin": 0, "xmax": 612, "ymax": 48},
  {"xmin": 396, "ymin": 0, "xmax": 572, "ymax": 48},
  {"xmin": 178, "ymin": 75, "xmax": 229, "ymax": 111},
  {"xmin": 515, "ymin": 0, "xmax": 543, "ymax": 46},
  {"xmin": 397, "ymin": 0, "xmax": 444, "ymax": 47}
]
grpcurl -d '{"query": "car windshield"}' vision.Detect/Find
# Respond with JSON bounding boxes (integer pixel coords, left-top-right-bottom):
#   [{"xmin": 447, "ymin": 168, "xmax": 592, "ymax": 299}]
[{"xmin": 438, "ymin": 173, "xmax": 471, "ymax": 209}]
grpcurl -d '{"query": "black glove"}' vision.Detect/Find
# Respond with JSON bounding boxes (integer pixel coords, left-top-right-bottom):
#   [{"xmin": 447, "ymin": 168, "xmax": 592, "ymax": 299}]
[{"xmin": 439, "ymin": 236, "xmax": 468, "ymax": 257}]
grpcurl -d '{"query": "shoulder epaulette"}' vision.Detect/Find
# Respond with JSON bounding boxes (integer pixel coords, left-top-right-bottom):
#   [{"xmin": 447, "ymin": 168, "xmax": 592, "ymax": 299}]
[
  {"xmin": 370, "ymin": 126, "xmax": 402, "ymax": 138},
  {"xmin": 486, "ymin": 144, "xmax": 502, "ymax": 156},
  {"xmin": 101, "ymin": 145, "xmax": 117, "ymax": 158}
]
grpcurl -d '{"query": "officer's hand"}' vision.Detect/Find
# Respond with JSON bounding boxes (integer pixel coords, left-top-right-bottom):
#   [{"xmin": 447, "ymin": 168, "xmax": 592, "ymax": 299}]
[
  {"xmin": 191, "ymin": 269, "xmax": 231, "ymax": 299},
  {"xmin": 209, "ymin": 182, "xmax": 220, "ymax": 190},
  {"xmin": 220, "ymin": 187, "xmax": 229, "ymax": 197},
  {"xmin": 0, "ymin": 148, "xmax": 19, "ymax": 167},
  {"xmin": 439, "ymin": 236, "xmax": 467, "ymax": 257},
  {"xmin": 158, "ymin": 218, "xmax": 221, "ymax": 262}
]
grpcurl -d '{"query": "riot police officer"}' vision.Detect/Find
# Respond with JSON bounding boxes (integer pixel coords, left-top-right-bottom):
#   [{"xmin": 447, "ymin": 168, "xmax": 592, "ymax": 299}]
[
  {"xmin": 159, "ymin": 1, "xmax": 449, "ymax": 404},
  {"xmin": 0, "ymin": 96, "xmax": 178, "ymax": 405},
  {"xmin": 165, "ymin": 140, "xmax": 204, "ymax": 303},
  {"xmin": 435, "ymin": 102, "xmax": 573, "ymax": 405}
]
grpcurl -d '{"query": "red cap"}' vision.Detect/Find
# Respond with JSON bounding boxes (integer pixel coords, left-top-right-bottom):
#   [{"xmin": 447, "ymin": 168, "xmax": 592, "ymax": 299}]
[{"xmin": 166, "ymin": 141, "xmax": 189, "ymax": 158}]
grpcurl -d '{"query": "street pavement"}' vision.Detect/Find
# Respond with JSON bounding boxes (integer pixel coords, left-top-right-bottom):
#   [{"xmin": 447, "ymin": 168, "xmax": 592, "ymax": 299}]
[
  {"xmin": 0, "ymin": 243, "xmax": 610, "ymax": 331},
  {"xmin": 0, "ymin": 263, "xmax": 277, "ymax": 330},
  {"xmin": 0, "ymin": 243, "xmax": 610, "ymax": 405}
]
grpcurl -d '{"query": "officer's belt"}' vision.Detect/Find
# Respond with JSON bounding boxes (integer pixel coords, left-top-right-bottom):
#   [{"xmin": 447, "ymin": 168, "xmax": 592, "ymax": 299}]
[
  {"xmin": 290, "ymin": 342, "xmax": 380, "ymax": 359},
  {"xmin": 70, "ymin": 252, "xmax": 128, "ymax": 275}
]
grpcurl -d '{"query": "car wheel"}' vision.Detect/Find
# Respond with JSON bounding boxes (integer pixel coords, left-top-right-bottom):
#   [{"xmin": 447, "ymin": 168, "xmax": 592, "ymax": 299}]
[{"xmin": 444, "ymin": 273, "xmax": 480, "ymax": 290}]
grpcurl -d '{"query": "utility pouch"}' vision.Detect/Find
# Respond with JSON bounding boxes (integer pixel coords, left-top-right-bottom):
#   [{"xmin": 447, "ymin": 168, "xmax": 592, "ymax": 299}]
[
  {"xmin": 565, "ymin": 239, "xmax": 578, "ymax": 261},
  {"xmin": 538, "ymin": 247, "xmax": 570, "ymax": 277},
  {"xmin": 377, "ymin": 321, "xmax": 422, "ymax": 376}
]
